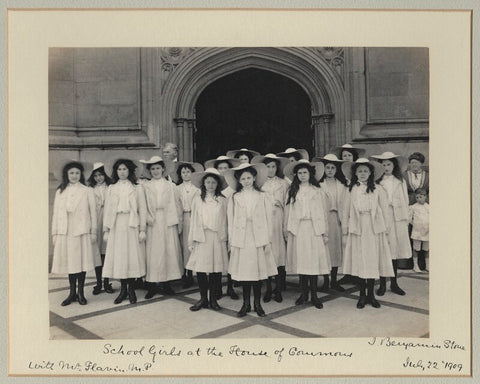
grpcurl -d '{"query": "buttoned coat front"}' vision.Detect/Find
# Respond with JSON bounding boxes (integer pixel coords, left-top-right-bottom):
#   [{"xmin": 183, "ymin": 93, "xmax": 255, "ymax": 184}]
[{"xmin": 143, "ymin": 179, "xmax": 182, "ymax": 228}]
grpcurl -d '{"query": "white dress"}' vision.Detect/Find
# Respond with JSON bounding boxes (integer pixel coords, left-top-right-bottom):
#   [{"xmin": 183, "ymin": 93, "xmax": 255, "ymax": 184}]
[
  {"xmin": 102, "ymin": 181, "xmax": 146, "ymax": 279},
  {"xmin": 91, "ymin": 183, "xmax": 107, "ymax": 266},
  {"xmin": 186, "ymin": 194, "xmax": 228, "ymax": 273},
  {"xmin": 285, "ymin": 184, "xmax": 331, "ymax": 275},
  {"xmin": 177, "ymin": 181, "xmax": 200, "ymax": 268},
  {"xmin": 51, "ymin": 183, "xmax": 96, "ymax": 274},
  {"xmin": 144, "ymin": 178, "xmax": 183, "ymax": 282},
  {"xmin": 409, "ymin": 203, "xmax": 429, "ymax": 241}
]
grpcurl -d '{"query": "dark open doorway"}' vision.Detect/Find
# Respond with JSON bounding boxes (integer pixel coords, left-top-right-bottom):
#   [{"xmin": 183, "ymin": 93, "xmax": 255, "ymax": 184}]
[{"xmin": 194, "ymin": 68, "xmax": 313, "ymax": 165}]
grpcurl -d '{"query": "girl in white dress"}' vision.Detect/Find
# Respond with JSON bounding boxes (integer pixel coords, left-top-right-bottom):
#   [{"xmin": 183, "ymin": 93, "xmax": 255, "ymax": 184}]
[
  {"xmin": 187, "ymin": 169, "xmax": 229, "ymax": 311},
  {"xmin": 87, "ymin": 162, "xmax": 114, "ymax": 295},
  {"xmin": 341, "ymin": 159, "xmax": 395, "ymax": 308},
  {"xmin": 370, "ymin": 152, "xmax": 412, "ymax": 296},
  {"xmin": 51, "ymin": 161, "xmax": 97, "ymax": 306},
  {"xmin": 102, "ymin": 159, "xmax": 147, "ymax": 305},
  {"xmin": 252, "ymin": 153, "xmax": 290, "ymax": 302},
  {"xmin": 141, "ymin": 156, "xmax": 183, "ymax": 299},
  {"xmin": 204, "ymin": 155, "xmax": 241, "ymax": 300},
  {"xmin": 284, "ymin": 160, "xmax": 330, "ymax": 309},
  {"xmin": 314, "ymin": 154, "xmax": 348, "ymax": 292},
  {"xmin": 172, "ymin": 161, "xmax": 204, "ymax": 289},
  {"xmin": 226, "ymin": 163, "xmax": 278, "ymax": 317}
]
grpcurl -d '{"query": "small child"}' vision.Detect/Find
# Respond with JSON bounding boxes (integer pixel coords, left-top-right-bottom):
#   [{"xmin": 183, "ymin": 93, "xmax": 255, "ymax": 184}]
[{"xmin": 409, "ymin": 188, "xmax": 429, "ymax": 273}]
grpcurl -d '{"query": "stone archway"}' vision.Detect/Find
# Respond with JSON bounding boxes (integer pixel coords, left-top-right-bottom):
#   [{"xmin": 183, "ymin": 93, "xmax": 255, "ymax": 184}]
[{"xmin": 159, "ymin": 47, "xmax": 346, "ymax": 161}]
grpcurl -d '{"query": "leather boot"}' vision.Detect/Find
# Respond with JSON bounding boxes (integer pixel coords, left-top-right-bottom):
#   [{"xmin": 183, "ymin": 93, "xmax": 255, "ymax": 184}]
[
  {"xmin": 145, "ymin": 282, "xmax": 157, "ymax": 299},
  {"xmin": 61, "ymin": 273, "xmax": 78, "ymax": 306},
  {"xmin": 390, "ymin": 260, "xmax": 406, "ymax": 295},
  {"xmin": 310, "ymin": 276, "xmax": 323, "ymax": 309},
  {"xmin": 337, "ymin": 274, "xmax": 353, "ymax": 285},
  {"xmin": 93, "ymin": 266, "xmax": 103, "ymax": 295},
  {"xmin": 114, "ymin": 279, "xmax": 128, "ymax": 304},
  {"xmin": 367, "ymin": 278, "xmax": 380, "ymax": 308},
  {"xmin": 77, "ymin": 272, "xmax": 87, "ymax": 305},
  {"xmin": 295, "ymin": 275, "xmax": 309, "ymax": 305},
  {"xmin": 263, "ymin": 278, "xmax": 272, "ymax": 303},
  {"xmin": 163, "ymin": 282, "xmax": 175, "ymax": 295},
  {"xmin": 319, "ymin": 274, "xmax": 330, "ymax": 293},
  {"xmin": 103, "ymin": 277, "xmax": 113, "ymax": 293},
  {"xmin": 376, "ymin": 277, "xmax": 387, "ymax": 296},
  {"xmin": 237, "ymin": 283, "xmax": 251, "ymax": 317},
  {"xmin": 356, "ymin": 278, "xmax": 367, "ymax": 309},
  {"xmin": 190, "ymin": 273, "xmax": 209, "ymax": 311},
  {"xmin": 253, "ymin": 282, "xmax": 266, "ymax": 317},
  {"xmin": 209, "ymin": 273, "xmax": 221, "ymax": 310},
  {"xmin": 273, "ymin": 273, "xmax": 283, "ymax": 302},
  {"xmin": 127, "ymin": 278, "xmax": 137, "ymax": 304},
  {"xmin": 330, "ymin": 267, "xmax": 345, "ymax": 292},
  {"xmin": 227, "ymin": 274, "xmax": 239, "ymax": 300}
]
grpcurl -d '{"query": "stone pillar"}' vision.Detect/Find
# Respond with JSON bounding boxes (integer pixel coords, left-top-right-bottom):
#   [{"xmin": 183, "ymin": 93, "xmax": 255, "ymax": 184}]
[
  {"xmin": 174, "ymin": 118, "xmax": 195, "ymax": 161},
  {"xmin": 312, "ymin": 113, "xmax": 334, "ymax": 157},
  {"xmin": 174, "ymin": 118, "xmax": 185, "ymax": 160},
  {"xmin": 185, "ymin": 119, "xmax": 195, "ymax": 162}
]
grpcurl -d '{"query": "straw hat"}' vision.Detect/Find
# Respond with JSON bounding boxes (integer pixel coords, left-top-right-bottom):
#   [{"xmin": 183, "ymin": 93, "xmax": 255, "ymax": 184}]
[
  {"xmin": 168, "ymin": 161, "xmax": 204, "ymax": 184},
  {"xmin": 312, "ymin": 154, "xmax": 345, "ymax": 165},
  {"xmin": 190, "ymin": 168, "xmax": 227, "ymax": 190},
  {"xmin": 370, "ymin": 151, "xmax": 408, "ymax": 173},
  {"xmin": 276, "ymin": 147, "xmax": 310, "ymax": 161},
  {"xmin": 341, "ymin": 158, "xmax": 385, "ymax": 181},
  {"xmin": 226, "ymin": 148, "xmax": 261, "ymax": 159},
  {"xmin": 53, "ymin": 160, "xmax": 92, "ymax": 182},
  {"xmin": 283, "ymin": 159, "xmax": 325, "ymax": 182},
  {"xmin": 251, "ymin": 153, "xmax": 290, "ymax": 178},
  {"xmin": 335, "ymin": 144, "xmax": 366, "ymax": 159},
  {"xmin": 224, "ymin": 163, "xmax": 268, "ymax": 190},
  {"xmin": 204, "ymin": 155, "xmax": 241, "ymax": 170}
]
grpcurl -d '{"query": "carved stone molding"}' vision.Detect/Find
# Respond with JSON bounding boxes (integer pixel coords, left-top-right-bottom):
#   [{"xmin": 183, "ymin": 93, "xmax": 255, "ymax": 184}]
[
  {"xmin": 160, "ymin": 47, "xmax": 197, "ymax": 74},
  {"xmin": 314, "ymin": 47, "xmax": 345, "ymax": 82}
]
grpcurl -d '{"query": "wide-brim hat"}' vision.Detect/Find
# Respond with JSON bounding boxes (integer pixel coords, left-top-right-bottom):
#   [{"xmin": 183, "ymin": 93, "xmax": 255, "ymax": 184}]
[
  {"xmin": 312, "ymin": 154, "xmax": 345, "ymax": 165},
  {"xmin": 251, "ymin": 153, "xmax": 290, "ymax": 178},
  {"xmin": 53, "ymin": 159, "xmax": 92, "ymax": 182},
  {"xmin": 283, "ymin": 159, "xmax": 325, "ymax": 182},
  {"xmin": 335, "ymin": 144, "xmax": 366, "ymax": 159},
  {"xmin": 226, "ymin": 148, "xmax": 261, "ymax": 159},
  {"xmin": 168, "ymin": 161, "xmax": 204, "ymax": 184},
  {"xmin": 370, "ymin": 152, "xmax": 408, "ymax": 173},
  {"xmin": 341, "ymin": 158, "xmax": 385, "ymax": 181},
  {"xmin": 138, "ymin": 156, "xmax": 173, "ymax": 178},
  {"xmin": 224, "ymin": 163, "xmax": 269, "ymax": 190},
  {"xmin": 204, "ymin": 156, "xmax": 241, "ymax": 170},
  {"xmin": 190, "ymin": 168, "xmax": 227, "ymax": 190},
  {"xmin": 276, "ymin": 147, "xmax": 309, "ymax": 161}
]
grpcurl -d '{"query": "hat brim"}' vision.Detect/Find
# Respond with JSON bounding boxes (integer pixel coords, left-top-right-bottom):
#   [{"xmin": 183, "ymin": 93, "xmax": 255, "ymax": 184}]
[
  {"xmin": 335, "ymin": 145, "xmax": 366, "ymax": 159},
  {"xmin": 52, "ymin": 160, "xmax": 92, "ymax": 182},
  {"xmin": 168, "ymin": 162, "xmax": 204, "ymax": 184},
  {"xmin": 341, "ymin": 160, "xmax": 385, "ymax": 181},
  {"xmin": 204, "ymin": 157, "xmax": 241, "ymax": 170},
  {"xmin": 224, "ymin": 163, "xmax": 268, "ymax": 190},
  {"xmin": 312, "ymin": 156, "xmax": 345, "ymax": 165},
  {"xmin": 226, "ymin": 149, "xmax": 261, "ymax": 159},
  {"xmin": 369, "ymin": 155, "xmax": 408, "ymax": 174},
  {"xmin": 190, "ymin": 170, "xmax": 227, "ymax": 190},
  {"xmin": 251, "ymin": 155, "xmax": 290, "ymax": 178},
  {"xmin": 283, "ymin": 161, "xmax": 325, "ymax": 182},
  {"xmin": 276, "ymin": 148, "xmax": 309, "ymax": 161}
]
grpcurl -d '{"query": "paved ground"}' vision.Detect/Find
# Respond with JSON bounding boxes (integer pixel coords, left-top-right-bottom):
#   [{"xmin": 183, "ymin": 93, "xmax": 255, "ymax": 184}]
[{"xmin": 49, "ymin": 272, "xmax": 429, "ymax": 340}]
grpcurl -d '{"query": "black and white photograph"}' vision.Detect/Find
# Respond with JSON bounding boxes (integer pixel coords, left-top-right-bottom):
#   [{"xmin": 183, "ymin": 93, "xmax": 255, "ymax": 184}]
[{"xmin": 48, "ymin": 46, "xmax": 430, "ymax": 340}]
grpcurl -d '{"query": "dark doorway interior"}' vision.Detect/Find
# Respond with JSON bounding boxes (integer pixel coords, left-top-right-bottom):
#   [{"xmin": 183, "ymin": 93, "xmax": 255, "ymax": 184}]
[{"xmin": 194, "ymin": 68, "xmax": 312, "ymax": 165}]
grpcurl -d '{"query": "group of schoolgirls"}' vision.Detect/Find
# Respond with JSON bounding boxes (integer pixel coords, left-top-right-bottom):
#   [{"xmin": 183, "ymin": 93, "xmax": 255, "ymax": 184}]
[{"xmin": 51, "ymin": 144, "xmax": 429, "ymax": 316}]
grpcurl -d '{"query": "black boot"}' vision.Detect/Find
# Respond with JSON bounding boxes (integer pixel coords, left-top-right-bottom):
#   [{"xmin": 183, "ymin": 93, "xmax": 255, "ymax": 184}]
[
  {"xmin": 319, "ymin": 274, "xmax": 330, "ymax": 293},
  {"xmin": 337, "ymin": 274, "xmax": 353, "ymax": 285},
  {"xmin": 190, "ymin": 273, "xmax": 209, "ymax": 311},
  {"xmin": 330, "ymin": 267, "xmax": 345, "ymax": 292},
  {"xmin": 227, "ymin": 274, "xmax": 239, "ymax": 300},
  {"xmin": 253, "ymin": 282, "xmax": 266, "ymax": 317},
  {"xmin": 237, "ymin": 283, "xmax": 252, "ymax": 317},
  {"xmin": 279, "ymin": 266, "xmax": 287, "ymax": 291},
  {"xmin": 376, "ymin": 277, "xmax": 387, "ymax": 296},
  {"xmin": 127, "ymin": 278, "xmax": 137, "ymax": 304},
  {"xmin": 356, "ymin": 278, "xmax": 367, "ymax": 309},
  {"xmin": 418, "ymin": 250, "xmax": 426, "ymax": 271},
  {"xmin": 134, "ymin": 277, "xmax": 145, "ymax": 290},
  {"xmin": 145, "ymin": 282, "xmax": 157, "ymax": 299},
  {"xmin": 93, "ymin": 266, "xmax": 103, "ymax": 295},
  {"xmin": 190, "ymin": 272, "xmax": 208, "ymax": 312},
  {"xmin": 390, "ymin": 260, "xmax": 406, "ymax": 295},
  {"xmin": 61, "ymin": 273, "xmax": 78, "ymax": 306},
  {"xmin": 162, "ymin": 281, "xmax": 175, "ymax": 295},
  {"xmin": 103, "ymin": 277, "xmax": 114, "ymax": 293},
  {"xmin": 114, "ymin": 279, "xmax": 128, "ymax": 304},
  {"xmin": 273, "ymin": 273, "xmax": 283, "ymax": 302},
  {"xmin": 77, "ymin": 272, "xmax": 87, "ymax": 305},
  {"xmin": 209, "ymin": 273, "xmax": 222, "ymax": 310},
  {"xmin": 295, "ymin": 275, "xmax": 309, "ymax": 305},
  {"xmin": 310, "ymin": 276, "xmax": 323, "ymax": 309},
  {"xmin": 367, "ymin": 278, "xmax": 380, "ymax": 308},
  {"xmin": 183, "ymin": 269, "xmax": 194, "ymax": 289},
  {"xmin": 263, "ymin": 278, "xmax": 273, "ymax": 302}
]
